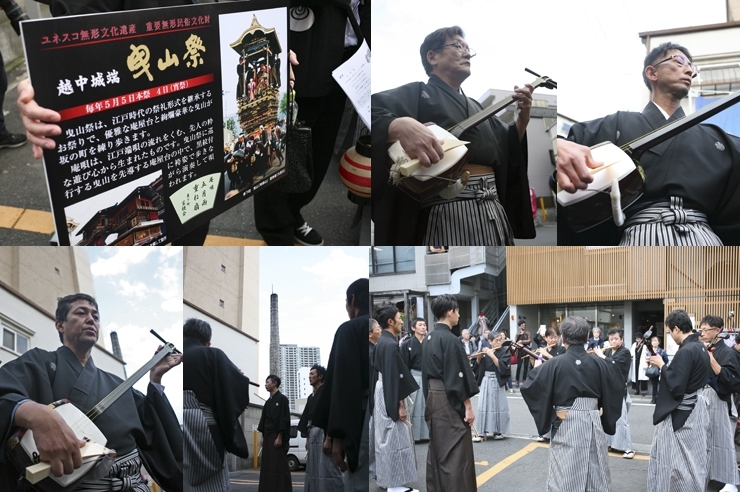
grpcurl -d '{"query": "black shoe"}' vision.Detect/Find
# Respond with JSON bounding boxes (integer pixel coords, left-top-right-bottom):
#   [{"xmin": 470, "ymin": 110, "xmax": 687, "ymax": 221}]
[
  {"xmin": 294, "ymin": 221, "xmax": 324, "ymax": 246},
  {"xmin": 0, "ymin": 133, "xmax": 27, "ymax": 149}
]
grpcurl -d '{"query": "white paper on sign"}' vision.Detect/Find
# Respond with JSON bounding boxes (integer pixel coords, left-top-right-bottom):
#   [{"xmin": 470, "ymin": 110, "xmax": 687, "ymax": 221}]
[
  {"xmin": 169, "ymin": 172, "xmax": 220, "ymax": 224},
  {"xmin": 332, "ymin": 40, "xmax": 371, "ymax": 129}
]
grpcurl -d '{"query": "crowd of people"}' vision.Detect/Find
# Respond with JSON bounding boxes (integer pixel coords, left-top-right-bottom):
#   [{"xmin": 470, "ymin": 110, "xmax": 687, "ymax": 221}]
[
  {"xmin": 224, "ymin": 124, "xmax": 285, "ymax": 195},
  {"xmin": 369, "ymin": 299, "xmax": 740, "ymax": 492}
]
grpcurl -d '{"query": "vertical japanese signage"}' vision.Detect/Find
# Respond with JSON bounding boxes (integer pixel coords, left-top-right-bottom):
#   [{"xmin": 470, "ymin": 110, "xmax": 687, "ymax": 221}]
[{"xmin": 22, "ymin": 0, "xmax": 288, "ymax": 245}]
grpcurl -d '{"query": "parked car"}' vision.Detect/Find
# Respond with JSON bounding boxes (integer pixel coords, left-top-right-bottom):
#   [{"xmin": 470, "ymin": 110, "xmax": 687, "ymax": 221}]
[{"xmin": 287, "ymin": 419, "xmax": 307, "ymax": 471}]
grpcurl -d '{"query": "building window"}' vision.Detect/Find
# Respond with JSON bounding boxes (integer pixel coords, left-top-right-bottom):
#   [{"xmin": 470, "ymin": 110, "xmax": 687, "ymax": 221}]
[
  {"xmin": 219, "ymin": 299, "xmax": 224, "ymax": 307},
  {"xmin": 369, "ymin": 246, "xmax": 415, "ymax": 275},
  {"xmin": 2, "ymin": 327, "xmax": 29, "ymax": 355},
  {"xmin": 54, "ymin": 267, "xmax": 60, "ymax": 275},
  {"xmin": 221, "ymin": 264, "xmax": 226, "ymax": 273}
]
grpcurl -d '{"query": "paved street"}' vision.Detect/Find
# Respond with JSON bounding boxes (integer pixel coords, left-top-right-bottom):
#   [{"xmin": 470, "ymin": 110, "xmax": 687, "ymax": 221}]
[
  {"xmin": 230, "ymin": 469, "xmax": 305, "ymax": 492},
  {"xmin": 370, "ymin": 389, "xmax": 737, "ymax": 492}
]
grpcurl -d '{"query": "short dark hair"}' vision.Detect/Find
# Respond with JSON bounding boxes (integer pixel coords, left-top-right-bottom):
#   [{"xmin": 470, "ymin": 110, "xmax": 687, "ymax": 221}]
[
  {"xmin": 420, "ymin": 25, "xmax": 464, "ymax": 75},
  {"xmin": 346, "ymin": 278, "xmax": 369, "ymax": 312},
  {"xmin": 310, "ymin": 364, "xmax": 326, "ymax": 381},
  {"xmin": 665, "ymin": 309, "xmax": 693, "ymax": 334},
  {"xmin": 518, "ymin": 319, "xmax": 526, "ymax": 327},
  {"xmin": 700, "ymin": 315, "xmax": 723, "ymax": 329},
  {"xmin": 544, "ymin": 328, "xmax": 558, "ymax": 339},
  {"xmin": 643, "ymin": 42, "xmax": 692, "ymax": 91},
  {"xmin": 735, "ymin": 333, "xmax": 740, "ymax": 345},
  {"xmin": 431, "ymin": 294, "xmax": 458, "ymax": 320},
  {"xmin": 183, "ymin": 318, "xmax": 212, "ymax": 345},
  {"xmin": 267, "ymin": 374, "xmax": 281, "ymax": 387},
  {"xmin": 374, "ymin": 303, "xmax": 399, "ymax": 330},
  {"xmin": 560, "ymin": 316, "xmax": 590, "ymax": 345},
  {"xmin": 411, "ymin": 317, "xmax": 426, "ymax": 331},
  {"xmin": 607, "ymin": 328, "xmax": 623, "ymax": 339},
  {"xmin": 56, "ymin": 294, "xmax": 99, "ymax": 343}
]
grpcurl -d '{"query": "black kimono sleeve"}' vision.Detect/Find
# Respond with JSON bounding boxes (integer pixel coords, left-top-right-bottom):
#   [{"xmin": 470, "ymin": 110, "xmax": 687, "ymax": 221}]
[
  {"xmin": 442, "ymin": 336, "xmax": 479, "ymax": 421},
  {"xmin": 134, "ymin": 384, "xmax": 183, "ymax": 492},
  {"xmin": 711, "ymin": 342, "xmax": 740, "ymax": 397},
  {"xmin": 605, "ymin": 347, "xmax": 632, "ymax": 385},
  {"xmin": 371, "ymin": 83, "xmax": 425, "ymax": 245},
  {"xmin": 375, "ymin": 333, "xmax": 419, "ymax": 421},
  {"xmin": 211, "ymin": 349, "xmax": 251, "ymax": 458},
  {"xmin": 520, "ymin": 363, "xmax": 555, "ymax": 437}
]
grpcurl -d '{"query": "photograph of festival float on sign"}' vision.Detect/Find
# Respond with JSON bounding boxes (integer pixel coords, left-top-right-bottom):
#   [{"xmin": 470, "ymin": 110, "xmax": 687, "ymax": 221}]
[{"xmin": 219, "ymin": 11, "xmax": 287, "ymax": 200}]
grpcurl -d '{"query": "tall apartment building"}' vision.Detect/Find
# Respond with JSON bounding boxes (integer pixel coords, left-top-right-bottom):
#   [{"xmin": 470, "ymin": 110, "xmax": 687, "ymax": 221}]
[{"xmin": 279, "ymin": 344, "xmax": 320, "ymax": 410}]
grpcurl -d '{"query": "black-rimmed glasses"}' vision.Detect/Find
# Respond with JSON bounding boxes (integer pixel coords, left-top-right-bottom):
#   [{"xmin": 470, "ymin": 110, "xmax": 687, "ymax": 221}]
[
  {"xmin": 653, "ymin": 54, "xmax": 699, "ymax": 78},
  {"xmin": 433, "ymin": 42, "xmax": 476, "ymax": 58}
]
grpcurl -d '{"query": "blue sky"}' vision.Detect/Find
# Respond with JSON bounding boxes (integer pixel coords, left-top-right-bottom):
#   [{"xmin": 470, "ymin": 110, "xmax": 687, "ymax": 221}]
[
  {"xmin": 83, "ymin": 247, "xmax": 184, "ymax": 420},
  {"xmin": 256, "ymin": 247, "xmax": 368, "ymax": 400}
]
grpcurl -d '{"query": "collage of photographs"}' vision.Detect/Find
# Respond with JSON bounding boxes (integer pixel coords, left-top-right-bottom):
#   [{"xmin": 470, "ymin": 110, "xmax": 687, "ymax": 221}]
[{"xmin": 0, "ymin": 0, "xmax": 740, "ymax": 491}]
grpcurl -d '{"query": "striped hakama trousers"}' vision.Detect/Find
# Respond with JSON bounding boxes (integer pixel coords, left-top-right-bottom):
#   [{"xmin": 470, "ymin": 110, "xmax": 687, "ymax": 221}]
[
  {"xmin": 647, "ymin": 391, "xmax": 710, "ymax": 492},
  {"xmin": 408, "ymin": 369, "xmax": 429, "ymax": 441},
  {"xmin": 420, "ymin": 173, "xmax": 515, "ymax": 246},
  {"xmin": 183, "ymin": 390, "xmax": 230, "ymax": 492},
  {"xmin": 606, "ymin": 393, "xmax": 632, "ymax": 452},
  {"xmin": 369, "ymin": 414, "xmax": 376, "ymax": 479},
  {"xmin": 477, "ymin": 371, "xmax": 510, "ymax": 436},
  {"xmin": 75, "ymin": 449, "xmax": 149, "ymax": 492},
  {"xmin": 547, "ymin": 397, "xmax": 610, "ymax": 492},
  {"xmin": 619, "ymin": 196, "xmax": 723, "ymax": 246},
  {"xmin": 305, "ymin": 426, "xmax": 343, "ymax": 492},
  {"xmin": 374, "ymin": 376, "xmax": 417, "ymax": 488},
  {"xmin": 426, "ymin": 378, "xmax": 477, "ymax": 492},
  {"xmin": 701, "ymin": 387, "xmax": 740, "ymax": 486}
]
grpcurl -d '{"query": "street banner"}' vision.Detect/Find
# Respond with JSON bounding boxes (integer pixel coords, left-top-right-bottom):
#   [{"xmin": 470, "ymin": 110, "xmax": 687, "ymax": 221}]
[{"xmin": 21, "ymin": 0, "xmax": 288, "ymax": 245}]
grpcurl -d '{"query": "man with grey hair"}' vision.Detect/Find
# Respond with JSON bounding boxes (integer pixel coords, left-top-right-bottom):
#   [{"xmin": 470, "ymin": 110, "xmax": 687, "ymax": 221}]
[
  {"xmin": 558, "ymin": 41, "xmax": 740, "ymax": 246},
  {"xmin": 183, "ymin": 318, "xmax": 252, "ymax": 491},
  {"xmin": 521, "ymin": 316, "xmax": 623, "ymax": 491},
  {"xmin": 372, "ymin": 25, "xmax": 535, "ymax": 245}
]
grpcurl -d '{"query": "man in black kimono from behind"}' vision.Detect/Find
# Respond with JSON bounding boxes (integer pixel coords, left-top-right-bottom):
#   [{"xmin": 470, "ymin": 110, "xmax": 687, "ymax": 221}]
[
  {"xmin": 312, "ymin": 278, "xmax": 370, "ymax": 492},
  {"xmin": 558, "ymin": 41, "xmax": 740, "ymax": 246},
  {"xmin": 257, "ymin": 375, "xmax": 292, "ymax": 492},
  {"xmin": 0, "ymin": 293, "xmax": 182, "ymax": 492},
  {"xmin": 183, "ymin": 318, "xmax": 252, "ymax": 491},
  {"xmin": 645, "ymin": 309, "xmax": 712, "ymax": 491},
  {"xmin": 521, "ymin": 316, "xmax": 623, "ymax": 492},
  {"xmin": 372, "ymin": 25, "xmax": 535, "ymax": 245},
  {"xmin": 422, "ymin": 294, "xmax": 479, "ymax": 492}
]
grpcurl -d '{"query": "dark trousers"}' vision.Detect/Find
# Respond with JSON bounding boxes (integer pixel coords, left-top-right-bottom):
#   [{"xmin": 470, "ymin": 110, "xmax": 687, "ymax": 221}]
[
  {"xmin": 0, "ymin": 49, "xmax": 9, "ymax": 137},
  {"xmin": 516, "ymin": 356, "xmax": 530, "ymax": 382},
  {"xmin": 253, "ymin": 85, "xmax": 347, "ymax": 245},
  {"xmin": 650, "ymin": 377, "xmax": 659, "ymax": 400}
]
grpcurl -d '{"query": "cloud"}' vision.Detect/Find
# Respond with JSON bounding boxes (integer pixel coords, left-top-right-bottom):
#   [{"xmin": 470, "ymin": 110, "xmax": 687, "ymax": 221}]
[
  {"xmin": 303, "ymin": 248, "xmax": 367, "ymax": 288},
  {"xmin": 118, "ymin": 279, "xmax": 151, "ymax": 299},
  {"xmin": 90, "ymin": 249, "xmax": 156, "ymax": 276},
  {"xmin": 161, "ymin": 297, "xmax": 181, "ymax": 313},
  {"xmin": 158, "ymin": 248, "xmax": 183, "ymax": 260}
]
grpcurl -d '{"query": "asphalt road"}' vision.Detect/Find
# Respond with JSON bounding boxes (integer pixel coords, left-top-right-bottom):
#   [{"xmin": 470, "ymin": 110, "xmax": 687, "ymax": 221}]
[
  {"xmin": 230, "ymin": 469, "xmax": 305, "ymax": 492},
  {"xmin": 370, "ymin": 389, "xmax": 738, "ymax": 492}
]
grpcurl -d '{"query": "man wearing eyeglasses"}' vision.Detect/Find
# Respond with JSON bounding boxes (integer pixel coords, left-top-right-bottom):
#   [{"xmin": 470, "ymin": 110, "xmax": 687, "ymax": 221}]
[
  {"xmin": 697, "ymin": 315, "xmax": 740, "ymax": 492},
  {"xmin": 371, "ymin": 26, "xmax": 536, "ymax": 246},
  {"xmin": 557, "ymin": 42, "xmax": 740, "ymax": 246}
]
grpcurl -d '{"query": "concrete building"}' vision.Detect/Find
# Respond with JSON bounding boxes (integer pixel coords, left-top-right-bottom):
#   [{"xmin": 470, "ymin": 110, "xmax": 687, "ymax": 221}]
[
  {"xmin": 279, "ymin": 344, "xmax": 320, "ymax": 410},
  {"xmin": 0, "ymin": 247, "xmax": 124, "ymax": 378},
  {"xmin": 298, "ymin": 366, "xmax": 311, "ymax": 400},
  {"xmin": 506, "ymin": 247, "xmax": 740, "ymax": 354},
  {"xmin": 370, "ymin": 246, "xmax": 510, "ymax": 338},
  {"xmin": 183, "ymin": 246, "xmax": 259, "ymax": 380},
  {"xmin": 479, "ymin": 88, "xmax": 557, "ymax": 207}
]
